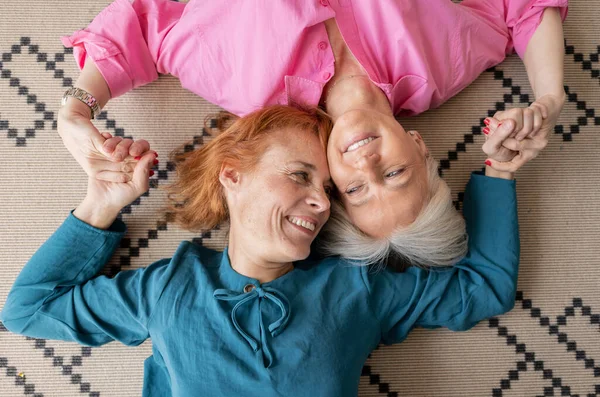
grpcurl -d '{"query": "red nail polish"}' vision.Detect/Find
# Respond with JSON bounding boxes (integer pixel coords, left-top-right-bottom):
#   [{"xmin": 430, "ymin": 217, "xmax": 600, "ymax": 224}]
[
  {"xmin": 483, "ymin": 118, "xmax": 490, "ymax": 126},
  {"xmin": 149, "ymin": 170, "xmax": 155, "ymax": 177},
  {"xmin": 485, "ymin": 160, "xmax": 492, "ymax": 166},
  {"xmin": 498, "ymin": 122, "xmax": 503, "ymax": 127},
  {"xmin": 134, "ymin": 156, "xmax": 141, "ymax": 161},
  {"xmin": 154, "ymin": 152, "xmax": 158, "ymax": 158},
  {"xmin": 153, "ymin": 159, "xmax": 159, "ymax": 165},
  {"xmin": 483, "ymin": 127, "xmax": 490, "ymax": 135}
]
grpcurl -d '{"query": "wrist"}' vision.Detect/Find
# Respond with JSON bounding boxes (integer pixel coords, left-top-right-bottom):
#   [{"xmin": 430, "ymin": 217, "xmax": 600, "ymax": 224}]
[
  {"xmin": 73, "ymin": 198, "xmax": 121, "ymax": 230},
  {"xmin": 59, "ymin": 97, "xmax": 93, "ymax": 120},
  {"xmin": 485, "ymin": 166, "xmax": 514, "ymax": 180},
  {"xmin": 536, "ymin": 91, "xmax": 566, "ymax": 109}
]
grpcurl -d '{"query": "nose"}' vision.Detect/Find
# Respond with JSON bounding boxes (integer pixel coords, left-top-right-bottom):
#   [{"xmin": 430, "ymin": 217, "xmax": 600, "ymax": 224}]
[
  {"xmin": 354, "ymin": 151, "xmax": 380, "ymax": 172},
  {"xmin": 307, "ymin": 187, "xmax": 331, "ymax": 213}
]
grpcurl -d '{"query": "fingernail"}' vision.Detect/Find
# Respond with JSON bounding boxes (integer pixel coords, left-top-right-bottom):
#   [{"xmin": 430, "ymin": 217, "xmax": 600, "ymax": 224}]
[
  {"xmin": 485, "ymin": 160, "xmax": 492, "ymax": 166},
  {"xmin": 483, "ymin": 118, "xmax": 490, "ymax": 126},
  {"xmin": 154, "ymin": 152, "xmax": 158, "ymax": 158},
  {"xmin": 153, "ymin": 159, "xmax": 159, "ymax": 165},
  {"xmin": 149, "ymin": 170, "xmax": 155, "ymax": 177},
  {"xmin": 134, "ymin": 156, "xmax": 141, "ymax": 161},
  {"xmin": 498, "ymin": 122, "xmax": 503, "ymax": 127},
  {"xmin": 483, "ymin": 127, "xmax": 490, "ymax": 135}
]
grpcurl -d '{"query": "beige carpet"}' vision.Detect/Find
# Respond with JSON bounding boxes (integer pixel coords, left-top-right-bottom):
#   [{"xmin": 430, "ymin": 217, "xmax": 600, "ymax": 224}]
[{"xmin": 1, "ymin": 1, "xmax": 599, "ymax": 396}]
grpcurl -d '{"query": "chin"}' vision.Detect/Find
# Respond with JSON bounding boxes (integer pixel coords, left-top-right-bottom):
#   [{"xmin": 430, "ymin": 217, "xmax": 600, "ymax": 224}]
[{"xmin": 286, "ymin": 246, "xmax": 311, "ymax": 262}]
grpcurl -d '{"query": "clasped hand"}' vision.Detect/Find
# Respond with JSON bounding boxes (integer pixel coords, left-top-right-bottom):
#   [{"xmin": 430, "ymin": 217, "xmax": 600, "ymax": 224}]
[{"xmin": 483, "ymin": 93, "xmax": 564, "ymax": 172}]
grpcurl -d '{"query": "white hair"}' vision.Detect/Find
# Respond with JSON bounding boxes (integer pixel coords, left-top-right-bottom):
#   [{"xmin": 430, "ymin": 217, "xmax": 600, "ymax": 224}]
[{"xmin": 319, "ymin": 156, "xmax": 468, "ymax": 270}]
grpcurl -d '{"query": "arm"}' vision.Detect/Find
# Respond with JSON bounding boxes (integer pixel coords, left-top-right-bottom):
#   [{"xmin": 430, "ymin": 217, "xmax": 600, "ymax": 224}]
[
  {"xmin": 0, "ymin": 212, "xmax": 173, "ymax": 346},
  {"xmin": 363, "ymin": 172, "xmax": 519, "ymax": 344},
  {"xmin": 523, "ymin": 8, "xmax": 566, "ymax": 103},
  {"xmin": 58, "ymin": 0, "xmax": 185, "ymax": 178},
  {"xmin": 487, "ymin": 6, "xmax": 567, "ymax": 169},
  {"xmin": 0, "ymin": 153, "xmax": 166, "ymax": 346}
]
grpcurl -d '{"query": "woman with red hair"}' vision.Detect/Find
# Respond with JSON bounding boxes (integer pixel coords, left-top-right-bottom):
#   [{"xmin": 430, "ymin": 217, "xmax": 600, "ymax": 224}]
[{"xmin": 2, "ymin": 105, "xmax": 523, "ymax": 396}]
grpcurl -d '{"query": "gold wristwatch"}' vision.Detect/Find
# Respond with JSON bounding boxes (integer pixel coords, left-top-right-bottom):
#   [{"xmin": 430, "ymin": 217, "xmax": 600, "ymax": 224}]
[{"xmin": 61, "ymin": 87, "xmax": 101, "ymax": 119}]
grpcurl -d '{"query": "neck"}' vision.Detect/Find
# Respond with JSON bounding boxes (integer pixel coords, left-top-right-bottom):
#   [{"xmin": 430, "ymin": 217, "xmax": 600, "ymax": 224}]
[
  {"xmin": 227, "ymin": 231, "xmax": 294, "ymax": 284},
  {"xmin": 321, "ymin": 17, "xmax": 393, "ymax": 121},
  {"xmin": 324, "ymin": 75, "xmax": 393, "ymax": 121}
]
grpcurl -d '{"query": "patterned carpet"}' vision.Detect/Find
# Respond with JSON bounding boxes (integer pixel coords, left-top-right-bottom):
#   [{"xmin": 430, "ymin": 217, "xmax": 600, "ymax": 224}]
[{"xmin": 0, "ymin": 1, "xmax": 599, "ymax": 396}]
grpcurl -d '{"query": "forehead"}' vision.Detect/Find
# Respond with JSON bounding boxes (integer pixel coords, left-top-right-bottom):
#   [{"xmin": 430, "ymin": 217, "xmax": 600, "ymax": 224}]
[
  {"xmin": 263, "ymin": 128, "xmax": 323, "ymax": 156},
  {"xmin": 260, "ymin": 128, "xmax": 330, "ymax": 170}
]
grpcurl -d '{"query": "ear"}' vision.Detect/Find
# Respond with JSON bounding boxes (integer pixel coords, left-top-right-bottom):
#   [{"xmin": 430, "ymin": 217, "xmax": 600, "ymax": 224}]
[
  {"xmin": 219, "ymin": 162, "xmax": 241, "ymax": 192},
  {"xmin": 407, "ymin": 130, "xmax": 429, "ymax": 158}
]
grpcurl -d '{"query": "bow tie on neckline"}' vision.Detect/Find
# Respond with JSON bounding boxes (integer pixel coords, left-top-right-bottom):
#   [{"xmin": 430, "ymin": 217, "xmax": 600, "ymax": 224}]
[{"xmin": 213, "ymin": 284, "xmax": 291, "ymax": 368}]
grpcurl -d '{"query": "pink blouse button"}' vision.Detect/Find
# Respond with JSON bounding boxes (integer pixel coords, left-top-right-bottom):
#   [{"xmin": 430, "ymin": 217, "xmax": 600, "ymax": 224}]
[
  {"xmin": 318, "ymin": 41, "xmax": 328, "ymax": 50},
  {"xmin": 323, "ymin": 72, "xmax": 332, "ymax": 80},
  {"xmin": 319, "ymin": 0, "xmax": 329, "ymax": 6}
]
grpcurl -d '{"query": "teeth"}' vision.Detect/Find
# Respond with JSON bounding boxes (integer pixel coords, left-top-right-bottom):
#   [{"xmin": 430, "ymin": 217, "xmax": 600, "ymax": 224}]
[
  {"xmin": 287, "ymin": 216, "xmax": 316, "ymax": 232},
  {"xmin": 347, "ymin": 137, "xmax": 375, "ymax": 152}
]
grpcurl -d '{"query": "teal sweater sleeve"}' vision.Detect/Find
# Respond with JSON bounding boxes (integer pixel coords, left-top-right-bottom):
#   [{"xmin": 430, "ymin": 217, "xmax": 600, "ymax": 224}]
[
  {"xmin": 363, "ymin": 172, "xmax": 520, "ymax": 344},
  {"xmin": 0, "ymin": 212, "xmax": 173, "ymax": 347}
]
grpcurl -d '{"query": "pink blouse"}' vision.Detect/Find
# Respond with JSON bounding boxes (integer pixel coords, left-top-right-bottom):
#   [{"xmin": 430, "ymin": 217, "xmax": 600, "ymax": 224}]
[{"xmin": 61, "ymin": 0, "xmax": 568, "ymax": 117}]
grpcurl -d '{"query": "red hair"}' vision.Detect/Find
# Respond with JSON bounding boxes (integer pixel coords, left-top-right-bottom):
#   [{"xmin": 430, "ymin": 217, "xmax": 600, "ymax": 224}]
[{"xmin": 164, "ymin": 105, "xmax": 332, "ymax": 231}]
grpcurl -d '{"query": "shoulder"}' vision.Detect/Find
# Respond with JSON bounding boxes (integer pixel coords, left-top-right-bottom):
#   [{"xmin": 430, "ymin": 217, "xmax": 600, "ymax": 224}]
[{"xmin": 171, "ymin": 241, "xmax": 223, "ymax": 269}]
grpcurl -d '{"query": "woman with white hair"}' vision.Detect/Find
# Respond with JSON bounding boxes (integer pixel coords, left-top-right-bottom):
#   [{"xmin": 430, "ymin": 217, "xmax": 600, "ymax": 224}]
[
  {"xmin": 57, "ymin": 0, "xmax": 567, "ymax": 267},
  {"xmin": 2, "ymin": 105, "xmax": 522, "ymax": 396}
]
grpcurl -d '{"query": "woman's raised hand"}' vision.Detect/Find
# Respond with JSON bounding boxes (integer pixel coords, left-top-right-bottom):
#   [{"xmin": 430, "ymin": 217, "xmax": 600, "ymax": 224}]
[
  {"xmin": 86, "ymin": 146, "xmax": 156, "ymax": 208},
  {"xmin": 57, "ymin": 107, "xmax": 153, "ymax": 181},
  {"xmin": 483, "ymin": 93, "xmax": 565, "ymax": 173},
  {"xmin": 72, "ymin": 148, "xmax": 157, "ymax": 229}
]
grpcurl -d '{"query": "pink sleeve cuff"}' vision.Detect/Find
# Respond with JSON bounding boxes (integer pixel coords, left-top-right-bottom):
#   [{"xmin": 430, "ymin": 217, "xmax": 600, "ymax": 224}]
[
  {"xmin": 512, "ymin": 0, "xmax": 568, "ymax": 59},
  {"xmin": 60, "ymin": 31, "xmax": 134, "ymax": 98},
  {"xmin": 59, "ymin": 0, "xmax": 160, "ymax": 98}
]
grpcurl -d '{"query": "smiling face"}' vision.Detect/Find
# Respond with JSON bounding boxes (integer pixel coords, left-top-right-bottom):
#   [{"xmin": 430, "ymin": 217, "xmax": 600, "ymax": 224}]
[
  {"xmin": 224, "ymin": 127, "xmax": 332, "ymax": 263},
  {"xmin": 327, "ymin": 109, "xmax": 430, "ymax": 238}
]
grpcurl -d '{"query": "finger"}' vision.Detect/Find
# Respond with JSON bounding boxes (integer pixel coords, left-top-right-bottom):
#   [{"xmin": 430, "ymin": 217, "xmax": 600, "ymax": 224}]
[
  {"xmin": 501, "ymin": 137, "xmax": 547, "ymax": 152},
  {"xmin": 529, "ymin": 103, "xmax": 547, "ymax": 138},
  {"xmin": 132, "ymin": 152, "xmax": 156, "ymax": 191},
  {"xmin": 95, "ymin": 170, "xmax": 134, "ymax": 183},
  {"xmin": 102, "ymin": 136, "xmax": 123, "ymax": 156},
  {"xmin": 483, "ymin": 117, "xmax": 499, "ymax": 138},
  {"xmin": 112, "ymin": 138, "xmax": 134, "ymax": 162},
  {"xmin": 485, "ymin": 154, "xmax": 529, "ymax": 174},
  {"xmin": 129, "ymin": 139, "xmax": 150, "ymax": 157},
  {"xmin": 88, "ymin": 157, "xmax": 137, "ymax": 175},
  {"xmin": 531, "ymin": 106, "xmax": 543, "ymax": 137},
  {"xmin": 484, "ymin": 117, "xmax": 517, "ymax": 141},
  {"xmin": 133, "ymin": 149, "xmax": 159, "ymax": 162},
  {"xmin": 482, "ymin": 119, "xmax": 517, "ymax": 154},
  {"xmin": 532, "ymin": 101, "xmax": 549, "ymax": 119},
  {"xmin": 101, "ymin": 132, "xmax": 113, "ymax": 139},
  {"xmin": 516, "ymin": 108, "xmax": 534, "ymax": 141}
]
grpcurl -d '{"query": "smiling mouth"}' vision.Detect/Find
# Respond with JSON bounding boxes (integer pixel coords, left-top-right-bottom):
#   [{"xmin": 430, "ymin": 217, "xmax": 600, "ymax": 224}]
[
  {"xmin": 286, "ymin": 216, "xmax": 316, "ymax": 232},
  {"xmin": 344, "ymin": 136, "xmax": 378, "ymax": 153}
]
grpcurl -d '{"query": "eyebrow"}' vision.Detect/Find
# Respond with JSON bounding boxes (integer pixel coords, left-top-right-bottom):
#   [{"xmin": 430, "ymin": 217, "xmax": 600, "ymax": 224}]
[{"xmin": 290, "ymin": 161, "xmax": 316, "ymax": 170}]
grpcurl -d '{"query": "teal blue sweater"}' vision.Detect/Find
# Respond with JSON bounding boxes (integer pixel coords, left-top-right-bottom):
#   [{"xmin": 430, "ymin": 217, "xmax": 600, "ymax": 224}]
[{"xmin": 0, "ymin": 173, "xmax": 519, "ymax": 396}]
